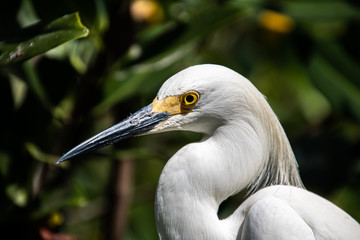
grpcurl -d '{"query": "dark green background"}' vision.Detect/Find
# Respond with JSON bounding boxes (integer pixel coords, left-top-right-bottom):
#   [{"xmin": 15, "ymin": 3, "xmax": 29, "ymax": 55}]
[{"xmin": 1, "ymin": 0, "xmax": 360, "ymax": 239}]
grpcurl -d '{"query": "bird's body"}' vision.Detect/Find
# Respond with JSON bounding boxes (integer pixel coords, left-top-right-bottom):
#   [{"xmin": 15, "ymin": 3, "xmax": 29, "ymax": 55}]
[
  {"xmin": 235, "ymin": 186, "xmax": 360, "ymax": 240},
  {"xmin": 58, "ymin": 64, "xmax": 360, "ymax": 239},
  {"xmin": 157, "ymin": 183, "xmax": 360, "ymax": 239}
]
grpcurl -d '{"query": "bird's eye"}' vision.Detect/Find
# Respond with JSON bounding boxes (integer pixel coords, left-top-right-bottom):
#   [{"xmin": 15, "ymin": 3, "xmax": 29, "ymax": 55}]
[{"xmin": 182, "ymin": 91, "xmax": 199, "ymax": 108}]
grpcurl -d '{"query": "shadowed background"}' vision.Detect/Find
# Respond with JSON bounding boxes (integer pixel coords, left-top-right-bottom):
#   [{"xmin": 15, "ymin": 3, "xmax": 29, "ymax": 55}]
[{"xmin": 1, "ymin": 0, "xmax": 360, "ymax": 239}]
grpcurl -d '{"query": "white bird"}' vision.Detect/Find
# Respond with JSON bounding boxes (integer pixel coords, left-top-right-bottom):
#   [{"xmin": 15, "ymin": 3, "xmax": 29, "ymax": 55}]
[{"xmin": 58, "ymin": 64, "xmax": 360, "ymax": 239}]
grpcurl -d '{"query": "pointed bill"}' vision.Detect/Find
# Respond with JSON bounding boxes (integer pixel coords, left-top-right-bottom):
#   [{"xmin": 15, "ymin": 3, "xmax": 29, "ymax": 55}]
[{"xmin": 57, "ymin": 104, "xmax": 169, "ymax": 163}]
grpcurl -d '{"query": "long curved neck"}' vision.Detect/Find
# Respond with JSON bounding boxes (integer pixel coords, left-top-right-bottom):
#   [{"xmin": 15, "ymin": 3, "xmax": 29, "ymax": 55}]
[
  {"xmin": 155, "ymin": 97, "xmax": 303, "ymax": 239},
  {"xmin": 155, "ymin": 123, "xmax": 260, "ymax": 239}
]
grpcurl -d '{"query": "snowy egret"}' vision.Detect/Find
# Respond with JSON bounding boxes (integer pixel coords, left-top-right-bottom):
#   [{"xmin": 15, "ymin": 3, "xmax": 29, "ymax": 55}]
[{"xmin": 58, "ymin": 64, "xmax": 360, "ymax": 239}]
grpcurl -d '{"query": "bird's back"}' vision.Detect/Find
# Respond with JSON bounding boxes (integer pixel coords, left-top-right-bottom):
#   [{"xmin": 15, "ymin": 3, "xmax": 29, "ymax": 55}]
[{"xmin": 232, "ymin": 185, "xmax": 360, "ymax": 240}]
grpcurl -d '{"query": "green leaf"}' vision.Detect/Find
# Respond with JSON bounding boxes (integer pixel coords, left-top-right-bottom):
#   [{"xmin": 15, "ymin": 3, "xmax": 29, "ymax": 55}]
[
  {"xmin": 25, "ymin": 142, "xmax": 62, "ymax": 165},
  {"xmin": 0, "ymin": 12, "xmax": 89, "ymax": 65},
  {"xmin": 309, "ymin": 51, "xmax": 360, "ymax": 121},
  {"xmin": 284, "ymin": 1, "xmax": 360, "ymax": 20},
  {"xmin": 93, "ymin": 4, "xmax": 247, "ymax": 116},
  {"xmin": 6, "ymin": 184, "xmax": 28, "ymax": 207},
  {"xmin": 137, "ymin": 3, "xmax": 247, "ymax": 63}
]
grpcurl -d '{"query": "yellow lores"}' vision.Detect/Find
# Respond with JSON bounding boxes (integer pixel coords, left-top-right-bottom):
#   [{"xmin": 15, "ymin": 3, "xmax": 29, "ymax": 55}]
[{"xmin": 152, "ymin": 91, "xmax": 199, "ymax": 115}]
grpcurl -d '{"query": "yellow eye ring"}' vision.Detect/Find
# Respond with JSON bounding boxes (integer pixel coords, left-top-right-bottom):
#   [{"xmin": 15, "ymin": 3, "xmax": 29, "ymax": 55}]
[{"xmin": 182, "ymin": 91, "xmax": 199, "ymax": 108}]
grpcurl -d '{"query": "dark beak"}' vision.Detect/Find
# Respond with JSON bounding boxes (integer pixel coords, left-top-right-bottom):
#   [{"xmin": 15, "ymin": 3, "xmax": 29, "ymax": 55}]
[{"xmin": 56, "ymin": 104, "xmax": 169, "ymax": 164}]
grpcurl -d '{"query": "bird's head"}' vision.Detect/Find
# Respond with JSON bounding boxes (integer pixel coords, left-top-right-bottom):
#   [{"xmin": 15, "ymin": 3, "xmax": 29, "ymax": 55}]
[{"xmin": 57, "ymin": 64, "xmax": 260, "ymax": 163}]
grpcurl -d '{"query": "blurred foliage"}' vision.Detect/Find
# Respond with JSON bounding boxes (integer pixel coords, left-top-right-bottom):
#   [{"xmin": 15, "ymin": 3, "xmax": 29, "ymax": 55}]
[
  {"xmin": 0, "ymin": 12, "xmax": 89, "ymax": 65},
  {"xmin": 1, "ymin": 0, "xmax": 360, "ymax": 239}
]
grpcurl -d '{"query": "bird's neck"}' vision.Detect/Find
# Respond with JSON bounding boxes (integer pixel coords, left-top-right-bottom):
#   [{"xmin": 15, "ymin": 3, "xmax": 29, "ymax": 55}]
[
  {"xmin": 155, "ymin": 125, "xmax": 254, "ymax": 239},
  {"xmin": 155, "ymin": 102, "xmax": 303, "ymax": 239}
]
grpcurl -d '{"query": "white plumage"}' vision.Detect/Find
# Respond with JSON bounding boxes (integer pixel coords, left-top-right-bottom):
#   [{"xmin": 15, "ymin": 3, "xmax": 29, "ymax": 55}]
[
  {"xmin": 152, "ymin": 65, "xmax": 360, "ymax": 239},
  {"xmin": 58, "ymin": 64, "xmax": 360, "ymax": 239}
]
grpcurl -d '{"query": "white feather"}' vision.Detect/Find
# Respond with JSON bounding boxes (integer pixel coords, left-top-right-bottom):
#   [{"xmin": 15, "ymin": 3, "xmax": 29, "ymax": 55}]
[{"xmin": 151, "ymin": 64, "xmax": 360, "ymax": 239}]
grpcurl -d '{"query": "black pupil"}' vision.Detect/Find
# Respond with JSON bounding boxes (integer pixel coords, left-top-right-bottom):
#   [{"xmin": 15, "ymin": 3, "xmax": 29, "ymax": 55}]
[{"xmin": 186, "ymin": 95, "xmax": 194, "ymax": 103}]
